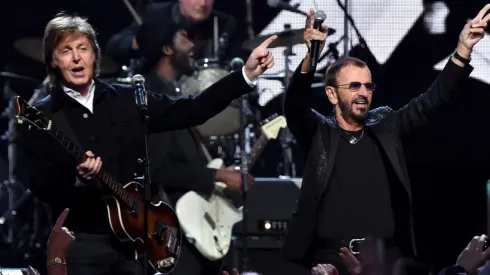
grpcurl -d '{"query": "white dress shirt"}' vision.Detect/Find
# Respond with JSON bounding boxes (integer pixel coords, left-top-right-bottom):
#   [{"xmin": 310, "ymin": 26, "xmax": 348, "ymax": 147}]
[{"xmin": 62, "ymin": 80, "xmax": 96, "ymax": 113}]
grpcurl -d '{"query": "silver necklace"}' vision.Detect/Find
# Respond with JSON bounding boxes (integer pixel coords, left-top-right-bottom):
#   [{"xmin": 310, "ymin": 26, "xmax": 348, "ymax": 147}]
[{"xmin": 344, "ymin": 128, "xmax": 364, "ymax": 144}]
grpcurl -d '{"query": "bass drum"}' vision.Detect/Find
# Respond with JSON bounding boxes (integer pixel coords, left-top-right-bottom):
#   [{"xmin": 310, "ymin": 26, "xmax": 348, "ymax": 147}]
[{"xmin": 179, "ymin": 58, "xmax": 246, "ymax": 137}]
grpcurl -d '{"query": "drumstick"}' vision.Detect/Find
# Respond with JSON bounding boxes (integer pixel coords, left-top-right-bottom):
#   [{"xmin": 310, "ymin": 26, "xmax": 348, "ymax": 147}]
[{"xmin": 122, "ymin": 0, "xmax": 143, "ymax": 25}]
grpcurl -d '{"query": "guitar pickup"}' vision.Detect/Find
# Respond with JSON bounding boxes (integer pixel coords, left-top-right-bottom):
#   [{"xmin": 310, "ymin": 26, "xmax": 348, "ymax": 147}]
[{"xmin": 152, "ymin": 220, "xmax": 168, "ymax": 244}]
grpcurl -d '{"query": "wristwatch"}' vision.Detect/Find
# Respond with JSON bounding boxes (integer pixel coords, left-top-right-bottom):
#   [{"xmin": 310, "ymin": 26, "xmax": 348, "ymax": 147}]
[
  {"xmin": 47, "ymin": 257, "xmax": 66, "ymax": 266},
  {"xmin": 453, "ymin": 51, "xmax": 471, "ymax": 65}
]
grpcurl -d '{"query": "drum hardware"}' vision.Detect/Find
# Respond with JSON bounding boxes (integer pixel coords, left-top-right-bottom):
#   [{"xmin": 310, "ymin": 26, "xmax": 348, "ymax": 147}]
[
  {"xmin": 179, "ymin": 57, "xmax": 248, "ymax": 137},
  {"xmin": 241, "ymin": 26, "xmax": 336, "ymax": 51},
  {"xmin": 13, "ymin": 37, "xmax": 119, "ymax": 75},
  {"xmin": 0, "ymin": 81, "xmax": 51, "ymax": 248},
  {"xmin": 0, "ymin": 72, "xmax": 38, "ymax": 82}
]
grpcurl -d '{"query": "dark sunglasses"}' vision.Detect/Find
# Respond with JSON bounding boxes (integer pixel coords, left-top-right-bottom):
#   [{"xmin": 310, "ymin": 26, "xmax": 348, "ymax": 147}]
[{"xmin": 334, "ymin": 82, "xmax": 376, "ymax": 92}]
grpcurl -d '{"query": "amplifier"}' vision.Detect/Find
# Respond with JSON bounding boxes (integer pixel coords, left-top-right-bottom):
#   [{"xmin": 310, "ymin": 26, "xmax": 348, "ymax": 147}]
[{"xmin": 231, "ymin": 177, "xmax": 301, "ymax": 236}]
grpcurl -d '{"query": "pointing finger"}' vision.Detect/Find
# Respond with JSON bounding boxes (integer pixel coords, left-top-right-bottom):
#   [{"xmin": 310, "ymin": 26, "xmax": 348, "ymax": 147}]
[
  {"xmin": 53, "ymin": 208, "xmax": 70, "ymax": 231},
  {"xmin": 258, "ymin": 35, "xmax": 278, "ymax": 49}
]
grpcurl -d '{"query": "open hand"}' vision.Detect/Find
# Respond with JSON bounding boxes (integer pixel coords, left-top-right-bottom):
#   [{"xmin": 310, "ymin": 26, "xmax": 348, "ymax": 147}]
[
  {"xmin": 456, "ymin": 234, "xmax": 490, "ymax": 274},
  {"xmin": 223, "ymin": 268, "xmax": 240, "ymax": 275},
  {"xmin": 76, "ymin": 150, "xmax": 102, "ymax": 180},
  {"xmin": 458, "ymin": 4, "xmax": 490, "ymax": 52},
  {"xmin": 47, "ymin": 208, "xmax": 75, "ymax": 258},
  {"xmin": 244, "ymin": 35, "xmax": 278, "ymax": 81},
  {"xmin": 311, "ymin": 264, "xmax": 339, "ymax": 275},
  {"xmin": 304, "ymin": 9, "xmax": 329, "ymax": 53}
]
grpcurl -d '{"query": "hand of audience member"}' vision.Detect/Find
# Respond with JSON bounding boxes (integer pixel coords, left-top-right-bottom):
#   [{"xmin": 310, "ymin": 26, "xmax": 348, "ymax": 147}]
[
  {"xmin": 223, "ymin": 268, "xmax": 240, "ymax": 275},
  {"xmin": 27, "ymin": 266, "xmax": 41, "ymax": 275},
  {"xmin": 340, "ymin": 247, "xmax": 362, "ymax": 274},
  {"xmin": 47, "ymin": 208, "xmax": 75, "ymax": 259},
  {"xmin": 456, "ymin": 234, "xmax": 490, "ymax": 274},
  {"xmin": 311, "ymin": 263, "xmax": 339, "ymax": 275}
]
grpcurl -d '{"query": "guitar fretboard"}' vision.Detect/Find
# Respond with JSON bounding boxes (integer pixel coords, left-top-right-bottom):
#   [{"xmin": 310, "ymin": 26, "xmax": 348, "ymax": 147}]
[
  {"xmin": 248, "ymin": 134, "xmax": 268, "ymax": 169},
  {"xmin": 51, "ymin": 126, "xmax": 137, "ymax": 208}
]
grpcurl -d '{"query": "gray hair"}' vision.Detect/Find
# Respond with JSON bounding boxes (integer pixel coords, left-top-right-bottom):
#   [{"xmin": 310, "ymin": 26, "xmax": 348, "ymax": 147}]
[{"xmin": 43, "ymin": 12, "xmax": 101, "ymax": 88}]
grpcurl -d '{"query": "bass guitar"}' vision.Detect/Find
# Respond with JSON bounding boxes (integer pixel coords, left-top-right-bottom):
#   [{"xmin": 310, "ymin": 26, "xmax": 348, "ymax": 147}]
[{"xmin": 13, "ymin": 96, "xmax": 181, "ymax": 274}]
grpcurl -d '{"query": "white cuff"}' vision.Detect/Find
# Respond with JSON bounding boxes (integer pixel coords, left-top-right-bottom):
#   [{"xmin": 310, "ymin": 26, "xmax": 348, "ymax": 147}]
[{"xmin": 242, "ymin": 66, "xmax": 257, "ymax": 87}]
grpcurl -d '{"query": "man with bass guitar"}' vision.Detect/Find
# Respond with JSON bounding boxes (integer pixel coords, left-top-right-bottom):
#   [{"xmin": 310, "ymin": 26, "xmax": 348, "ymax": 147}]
[{"xmin": 19, "ymin": 12, "xmax": 276, "ymax": 275}]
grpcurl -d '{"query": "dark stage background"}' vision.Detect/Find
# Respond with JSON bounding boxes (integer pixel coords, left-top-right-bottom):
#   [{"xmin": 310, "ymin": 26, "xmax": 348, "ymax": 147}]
[{"xmin": 1, "ymin": 0, "xmax": 490, "ymax": 274}]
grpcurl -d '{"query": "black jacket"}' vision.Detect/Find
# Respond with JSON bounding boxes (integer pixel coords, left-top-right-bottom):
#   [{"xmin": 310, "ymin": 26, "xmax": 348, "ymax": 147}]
[
  {"xmin": 282, "ymin": 59, "xmax": 473, "ymax": 268},
  {"xmin": 105, "ymin": 1, "xmax": 241, "ymax": 65},
  {"xmin": 145, "ymin": 71, "xmax": 216, "ymax": 206},
  {"xmin": 22, "ymin": 69, "xmax": 252, "ymax": 234}
]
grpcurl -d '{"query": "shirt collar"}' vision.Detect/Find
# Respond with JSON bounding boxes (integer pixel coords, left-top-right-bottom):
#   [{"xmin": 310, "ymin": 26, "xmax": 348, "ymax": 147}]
[{"xmin": 62, "ymin": 80, "xmax": 95, "ymax": 98}]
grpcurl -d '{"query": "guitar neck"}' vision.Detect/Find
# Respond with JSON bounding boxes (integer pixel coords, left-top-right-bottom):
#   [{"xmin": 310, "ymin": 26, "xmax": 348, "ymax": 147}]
[
  {"xmin": 248, "ymin": 134, "xmax": 269, "ymax": 169},
  {"xmin": 50, "ymin": 125, "xmax": 135, "ymax": 207}
]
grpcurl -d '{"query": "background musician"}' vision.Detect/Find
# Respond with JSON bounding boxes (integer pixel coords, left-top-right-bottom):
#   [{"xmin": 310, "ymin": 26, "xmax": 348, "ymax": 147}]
[
  {"xmin": 136, "ymin": 15, "xmax": 256, "ymax": 275},
  {"xmin": 105, "ymin": 0, "xmax": 242, "ymax": 67}
]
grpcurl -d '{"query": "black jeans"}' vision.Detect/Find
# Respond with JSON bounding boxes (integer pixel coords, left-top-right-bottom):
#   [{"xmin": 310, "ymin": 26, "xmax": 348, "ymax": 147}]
[
  {"xmin": 168, "ymin": 237, "xmax": 223, "ymax": 275},
  {"xmin": 66, "ymin": 233, "xmax": 141, "ymax": 275}
]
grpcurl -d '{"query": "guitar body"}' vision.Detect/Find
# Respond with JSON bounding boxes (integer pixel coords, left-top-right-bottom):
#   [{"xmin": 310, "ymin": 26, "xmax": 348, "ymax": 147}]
[
  {"xmin": 176, "ymin": 191, "xmax": 242, "ymax": 260},
  {"xmin": 104, "ymin": 181, "xmax": 182, "ymax": 274},
  {"xmin": 176, "ymin": 158, "xmax": 243, "ymax": 261},
  {"xmin": 175, "ymin": 115, "xmax": 288, "ymax": 261}
]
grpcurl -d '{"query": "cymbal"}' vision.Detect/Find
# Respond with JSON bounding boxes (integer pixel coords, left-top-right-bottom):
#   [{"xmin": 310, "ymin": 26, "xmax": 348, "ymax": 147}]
[
  {"xmin": 0, "ymin": 72, "xmax": 38, "ymax": 82},
  {"xmin": 242, "ymin": 27, "xmax": 336, "ymax": 50},
  {"xmin": 14, "ymin": 37, "xmax": 43, "ymax": 63},
  {"xmin": 259, "ymin": 71, "xmax": 324, "ymax": 81},
  {"xmin": 13, "ymin": 37, "xmax": 119, "ymax": 75}
]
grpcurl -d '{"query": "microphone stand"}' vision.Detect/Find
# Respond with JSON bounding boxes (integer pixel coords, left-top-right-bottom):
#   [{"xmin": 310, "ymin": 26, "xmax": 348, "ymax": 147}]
[
  {"xmin": 239, "ymin": 0, "xmax": 254, "ymax": 270},
  {"xmin": 336, "ymin": 0, "xmax": 368, "ymax": 56},
  {"xmin": 136, "ymin": 103, "xmax": 151, "ymax": 275},
  {"xmin": 239, "ymin": 93, "xmax": 250, "ymax": 272}
]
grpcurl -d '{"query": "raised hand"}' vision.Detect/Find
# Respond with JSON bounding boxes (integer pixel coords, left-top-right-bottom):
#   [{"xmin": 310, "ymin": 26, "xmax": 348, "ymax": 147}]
[
  {"xmin": 456, "ymin": 234, "xmax": 490, "ymax": 274},
  {"xmin": 223, "ymin": 268, "xmax": 240, "ymax": 275},
  {"xmin": 458, "ymin": 4, "xmax": 490, "ymax": 54},
  {"xmin": 47, "ymin": 208, "xmax": 75, "ymax": 258},
  {"xmin": 243, "ymin": 35, "xmax": 278, "ymax": 81},
  {"xmin": 304, "ymin": 9, "xmax": 329, "ymax": 53},
  {"xmin": 339, "ymin": 247, "xmax": 362, "ymax": 274}
]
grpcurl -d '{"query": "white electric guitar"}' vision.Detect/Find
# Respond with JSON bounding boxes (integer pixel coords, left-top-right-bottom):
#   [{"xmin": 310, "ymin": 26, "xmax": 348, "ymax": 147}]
[{"xmin": 175, "ymin": 114, "xmax": 287, "ymax": 261}]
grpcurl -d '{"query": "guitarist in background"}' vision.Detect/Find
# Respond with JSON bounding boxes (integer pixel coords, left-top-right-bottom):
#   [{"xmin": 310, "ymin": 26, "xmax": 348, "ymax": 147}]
[
  {"xmin": 21, "ymin": 12, "xmax": 275, "ymax": 275},
  {"xmin": 136, "ymin": 15, "xmax": 255, "ymax": 275}
]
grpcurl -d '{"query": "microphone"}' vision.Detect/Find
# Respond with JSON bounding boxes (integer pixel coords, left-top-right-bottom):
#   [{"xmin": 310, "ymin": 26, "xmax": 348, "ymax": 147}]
[
  {"xmin": 132, "ymin": 74, "xmax": 148, "ymax": 111},
  {"xmin": 310, "ymin": 11, "xmax": 327, "ymax": 71},
  {"xmin": 267, "ymin": 0, "xmax": 307, "ymax": 16},
  {"xmin": 229, "ymin": 57, "xmax": 245, "ymax": 71}
]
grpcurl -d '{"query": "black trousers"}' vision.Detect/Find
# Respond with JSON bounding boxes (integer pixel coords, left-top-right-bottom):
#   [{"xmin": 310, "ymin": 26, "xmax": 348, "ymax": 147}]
[
  {"xmin": 66, "ymin": 233, "xmax": 141, "ymax": 275},
  {"xmin": 169, "ymin": 237, "xmax": 223, "ymax": 275}
]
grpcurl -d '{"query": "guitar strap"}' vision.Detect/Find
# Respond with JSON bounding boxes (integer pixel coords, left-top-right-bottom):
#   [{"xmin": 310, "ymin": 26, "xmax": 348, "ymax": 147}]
[
  {"xmin": 188, "ymin": 127, "xmax": 213, "ymax": 163},
  {"xmin": 51, "ymin": 109, "xmax": 82, "ymax": 148}
]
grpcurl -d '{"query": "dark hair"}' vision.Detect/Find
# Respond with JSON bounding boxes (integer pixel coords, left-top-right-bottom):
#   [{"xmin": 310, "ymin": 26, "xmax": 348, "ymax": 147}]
[
  {"xmin": 43, "ymin": 12, "xmax": 101, "ymax": 88},
  {"xmin": 324, "ymin": 56, "xmax": 368, "ymax": 87}
]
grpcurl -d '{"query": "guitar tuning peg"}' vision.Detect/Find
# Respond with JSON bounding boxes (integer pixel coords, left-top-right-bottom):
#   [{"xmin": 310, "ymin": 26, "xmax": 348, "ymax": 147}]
[{"xmin": 17, "ymin": 119, "xmax": 23, "ymax": 124}]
